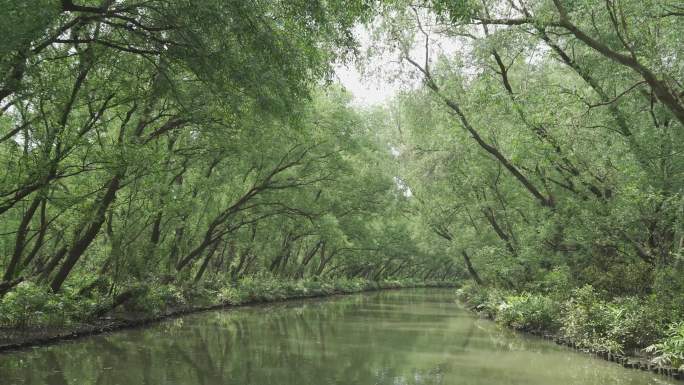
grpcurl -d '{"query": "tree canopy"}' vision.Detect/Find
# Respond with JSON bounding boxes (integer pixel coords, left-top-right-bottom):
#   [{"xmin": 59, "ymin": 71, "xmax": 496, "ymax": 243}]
[{"xmin": 0, "ymin": 1, "xmax": 682, "ymax": 357}]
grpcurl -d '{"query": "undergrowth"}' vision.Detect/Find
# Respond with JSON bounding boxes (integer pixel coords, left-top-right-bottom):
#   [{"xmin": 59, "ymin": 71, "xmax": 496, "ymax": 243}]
[
  {"xmin": 456, "ymin": 282, "xmax": 681, "ymax": 366},
  {"xmin": 0, "ymin": 278, "xmax": 455, "ymax": 329}
]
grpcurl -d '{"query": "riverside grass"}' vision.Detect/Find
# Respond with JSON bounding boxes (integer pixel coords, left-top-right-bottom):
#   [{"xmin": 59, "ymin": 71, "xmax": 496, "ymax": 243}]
[
  {"xmin": 0, "ymin": 278, "xmax": 457, "ymax": 332},
  {"xmin": 456, "ymin": 283, "xmax": 684, "ymax": 377}
]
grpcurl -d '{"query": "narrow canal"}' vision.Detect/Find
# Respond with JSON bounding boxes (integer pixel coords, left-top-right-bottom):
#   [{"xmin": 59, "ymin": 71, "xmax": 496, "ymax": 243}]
[{"xmin": 0, "ymin": 289, "xmax": 676, "ymax": 385}]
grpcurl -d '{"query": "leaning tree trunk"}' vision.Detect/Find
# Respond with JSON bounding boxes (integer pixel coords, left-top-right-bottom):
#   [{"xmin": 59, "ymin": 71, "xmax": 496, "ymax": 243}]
[
  {"xmin": 461, "ymin": 250, "xmax": 483, "ymax": 285},
  {"xmin": 50, "ymin": 175, "xmax": 121, "ymax": 292}
]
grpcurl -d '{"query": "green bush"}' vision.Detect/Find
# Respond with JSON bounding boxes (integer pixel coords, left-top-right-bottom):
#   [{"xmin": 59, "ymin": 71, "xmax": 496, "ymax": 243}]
[
  {"xmin": 607, "ymin": 296, "xmax": 664, "ymax": 350},
  {"xmin": 560, "ymin": 285, "xmax": 617, "ymax": 352},
  {"xmin": 496, "ymin": 293, "xmax": 561, "ymax": 332},
  {"xmin": 217, "ymin": 286, "xmax": 246, "ymax": 305},
  {"xmin": 558, "ymin": 285, "xmax": 658, "ymax": 353},
  {"xmin": 536, "ymin": 266, "xmax": 573, "ymax": 299},
  {"xmin": 482, "ymin": 289, "xmax": 508, "ymax": 319},
  {"xmin": 124, "ymin": 284, "xmax": 186, "ymax": 315},
  {"xmin": 456, "ymin": 282, "xmax": 675, "ymax": 355},
  {"xmin": 0, "ymin": 281, "xmax": 108, "ymax": 327},
  {"xmin": 455, "ymin": 284, "xmax": 507, "ymax": 319},
  {"xmin": 0, "ymin": 282, "xmax": 57, "ymax": 328},
  {"xmin": 646, "ymin": 322, "xmax": 684, "ymax": 369},
  {"xmin": 456, "ymin": 284, "xmax": 489, "ymax": 308}
]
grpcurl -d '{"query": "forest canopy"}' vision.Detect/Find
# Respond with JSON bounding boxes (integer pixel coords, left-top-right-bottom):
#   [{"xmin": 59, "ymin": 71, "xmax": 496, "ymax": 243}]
[{"xmin": 0, "ymin": 0, "xmax": 683, "ymax": 364}]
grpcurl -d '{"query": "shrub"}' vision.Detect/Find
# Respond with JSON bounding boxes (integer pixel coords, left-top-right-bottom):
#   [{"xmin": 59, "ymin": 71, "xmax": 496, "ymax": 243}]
[
  {"xmin": 559, "ymin": 285, "xmax": 669, "ymax": 353},
  {"xmin": 455, "ymin": 284, "xmax": 507, "ymax": 319},
  {"xmin": 646, "ymin": 322, "xmax": 684, "ymax": 369},
  {"xmin": 496, "ymin": 293, "xmax": 561, "ymax": 332},
  {"xmin": 560, "ymin": 285, "xmax": 620, "ymax": 352},
  {"xmin": 607, "ymin": 296, "xmax": 664, "ymax": 350},
  {"xmin": 0, "ymin": 281, "xmax": 106, "ymax": 327},
  {"xmin": 124, "ymin": 284, "xmax": 186, "ymax": 315},
  {"xmin": 0, "ymin": 281, "xmax": 57, "ymax": 328},
  {"xmin": 536, "ymin": 266, "xmax": 573, "ymax": 299},
  {"xmin": 217, "ymin": 286, "xmax": 245, "ymax": 305},
  {"xmin": 237, "ymin": 276, "xmax": 292, "ymax": 302},
  {"xmin": 456, "ymin": 284, "xmax": 489, "ymax": 309},
  {"xmin": 333, "ymin": 278, "xmax": 365, "ymax": 293}
]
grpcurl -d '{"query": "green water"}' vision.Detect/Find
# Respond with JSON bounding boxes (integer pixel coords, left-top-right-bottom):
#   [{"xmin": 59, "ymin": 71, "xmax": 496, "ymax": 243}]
[{"xmin": 0, "ymin": 289, "xmax": 676, "ymax": 385}]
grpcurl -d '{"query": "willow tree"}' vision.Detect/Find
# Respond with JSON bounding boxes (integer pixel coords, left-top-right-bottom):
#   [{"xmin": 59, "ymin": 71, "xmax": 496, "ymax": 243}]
[
  {"xmin": 373, "ymin": 0, "xmax": 683, "ymax": 294},
  {"xmin": 0, "ymin": 0, "xmax": 374, "ymax": 294}
]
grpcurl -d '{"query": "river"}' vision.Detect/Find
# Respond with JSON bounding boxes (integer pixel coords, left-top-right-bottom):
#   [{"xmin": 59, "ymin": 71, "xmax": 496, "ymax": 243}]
[{"xmin": 0, "ymin": 289, "xmax": 676, "ymax": 385}]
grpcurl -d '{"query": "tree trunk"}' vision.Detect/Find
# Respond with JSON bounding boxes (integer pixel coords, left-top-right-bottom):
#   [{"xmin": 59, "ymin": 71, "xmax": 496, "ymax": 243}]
[
  {"xmin": 461, "ymin": 250, "xmax": 483, "ymax": 285},
  {"xmin": 194, "ymin": 240, "xmax": 220, "ymax": 284},
  {"xmin": 50, "ymin": 174, "xmax": 121, "ymax": 292},
  {"xmin": 3, "ymin": 195, "xmax": 41, "ymax": 281}
]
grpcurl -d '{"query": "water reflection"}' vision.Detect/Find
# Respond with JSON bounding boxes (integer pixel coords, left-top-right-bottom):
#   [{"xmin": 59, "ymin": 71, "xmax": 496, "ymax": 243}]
[{"xmin": 0, "ymin": 289, "xmax": 675, "ymax": 385}]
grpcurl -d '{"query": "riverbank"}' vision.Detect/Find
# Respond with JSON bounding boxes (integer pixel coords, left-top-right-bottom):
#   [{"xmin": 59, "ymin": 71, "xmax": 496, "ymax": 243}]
[
  {"xmin": 6, "ymin": 289, "xmax": 669, "ymax": 385},
  {"xmin": 456, "ymin": 283, "xmax": 684, "ymax": 381},
  {"xmin": 0, "ymin": 278, "xmax": 456, "ymax": 353}
]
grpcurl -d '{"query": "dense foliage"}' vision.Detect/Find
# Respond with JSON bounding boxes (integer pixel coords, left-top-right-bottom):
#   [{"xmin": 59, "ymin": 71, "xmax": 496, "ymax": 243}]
[
  {"xmin": 0, "ymin": 0, "xmax": 682, "ymax": 369},
  {"xmin": 0, "ymin": 1, "xmax": 451, "ymax": 326},
  {"xmin": 368, "ymin": 0, "xmax": 684, "ymax": 367}
]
